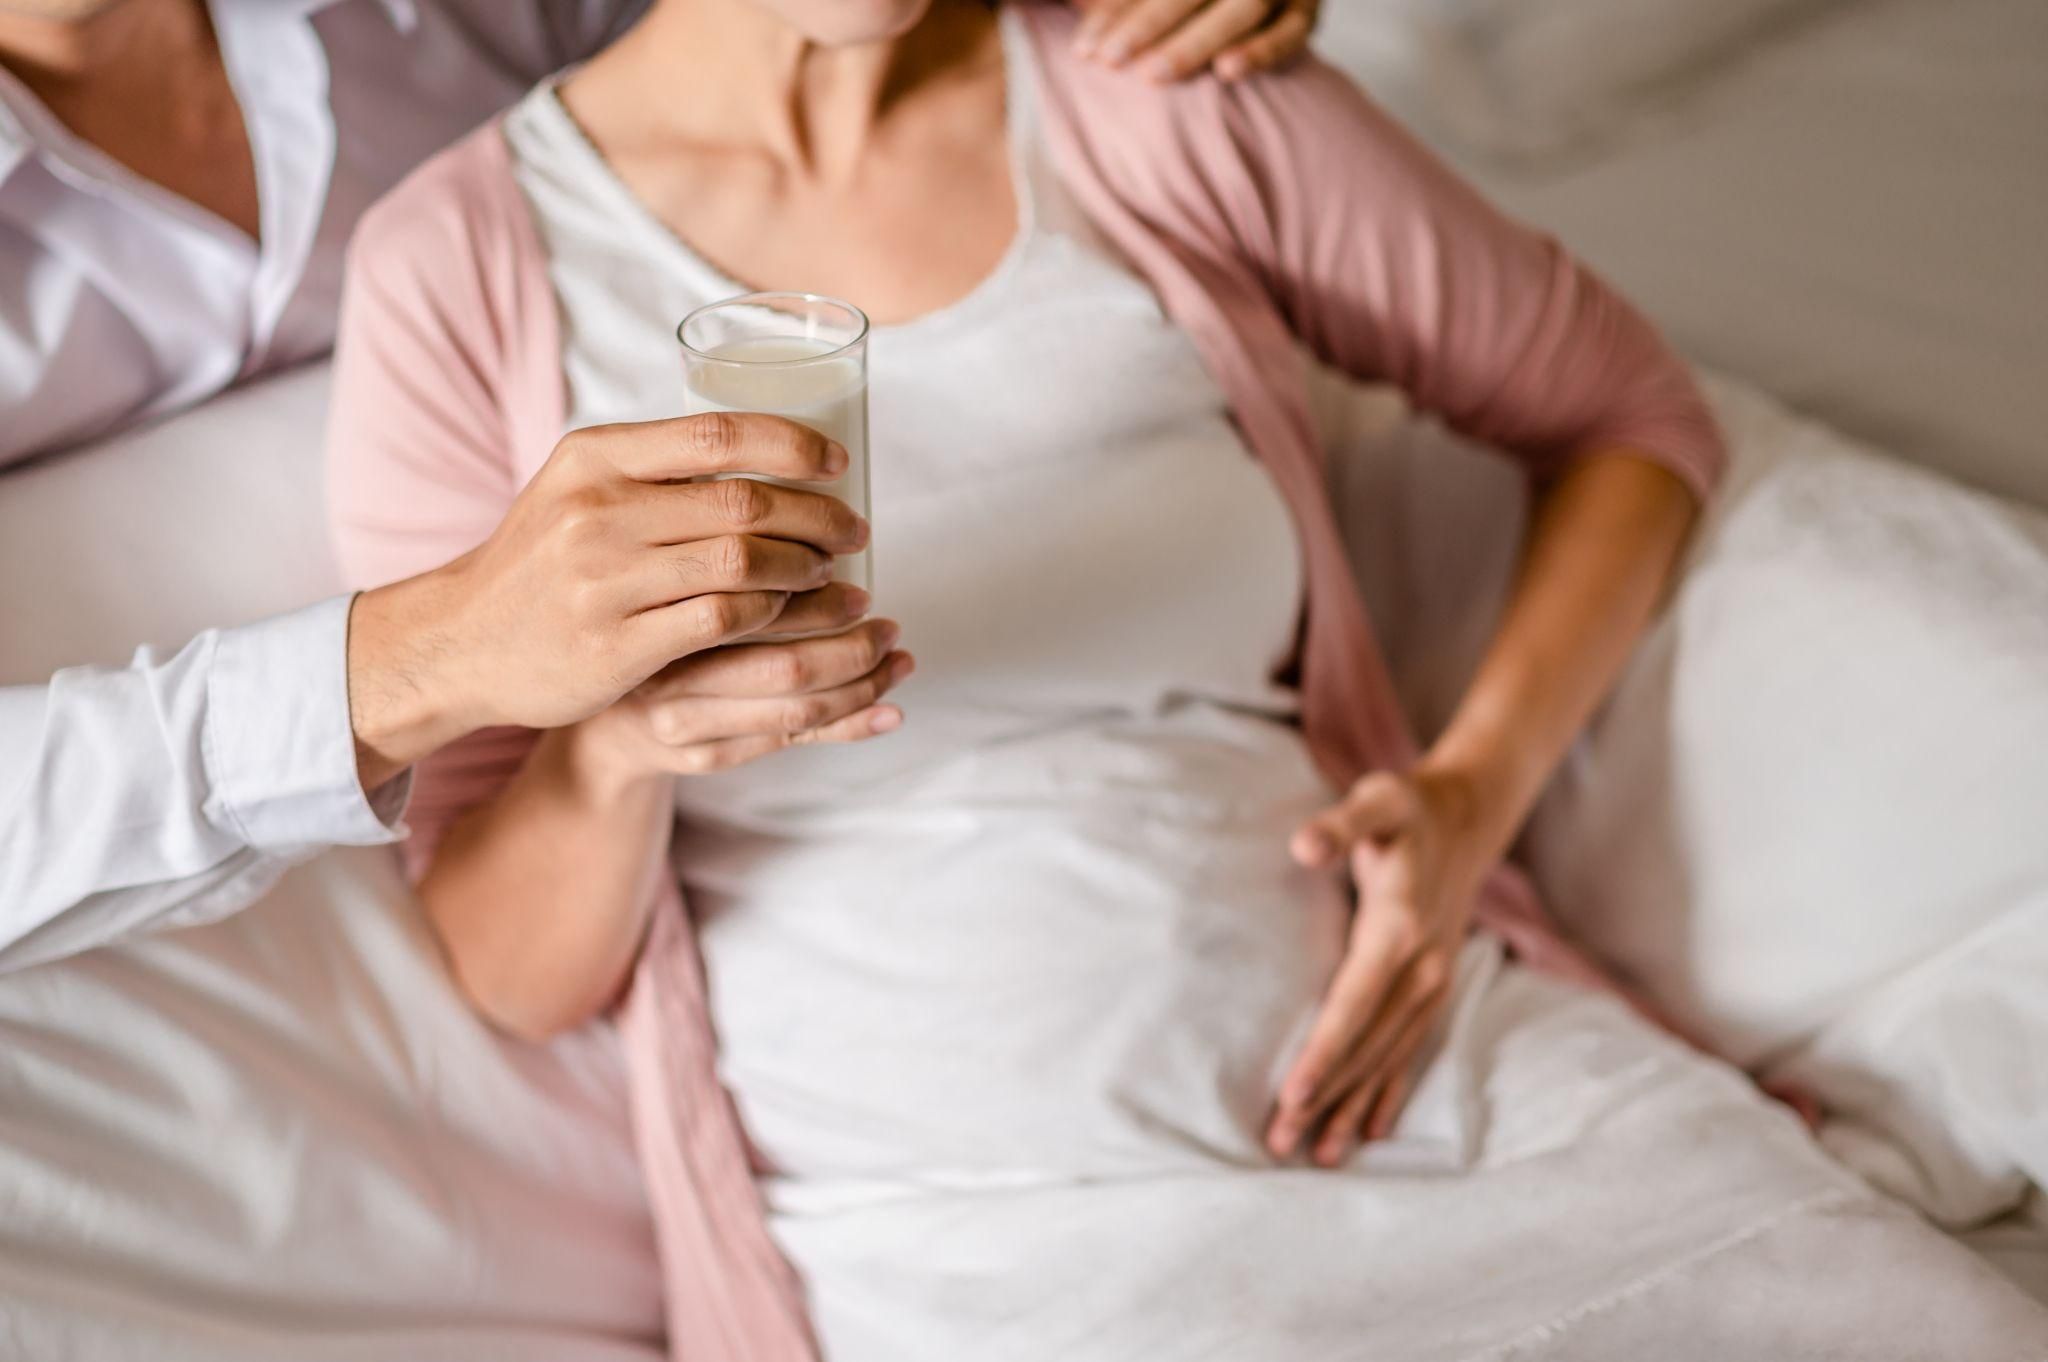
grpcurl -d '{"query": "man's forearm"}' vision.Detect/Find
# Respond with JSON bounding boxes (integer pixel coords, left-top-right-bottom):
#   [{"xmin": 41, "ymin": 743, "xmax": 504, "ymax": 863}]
[{"xmin": 1419, "ymin": 452, "xmax": 1700, "ymax": 857}]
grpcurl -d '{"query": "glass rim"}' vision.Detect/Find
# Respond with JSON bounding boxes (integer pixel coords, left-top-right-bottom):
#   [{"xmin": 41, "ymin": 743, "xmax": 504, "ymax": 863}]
[{"xmin": 676, "ymin": 291, "xmax": 871, "ymax": 368}]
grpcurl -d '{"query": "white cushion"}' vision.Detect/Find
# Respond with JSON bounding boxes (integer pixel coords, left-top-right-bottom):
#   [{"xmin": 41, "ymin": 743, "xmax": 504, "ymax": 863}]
[
  {"xmin": 0, "ymin": 365, "xmax": 341, "ymax": 680},
  {"xmin": 1319, "ymin": 0, "xmax": 1865, "ymax": 165}
]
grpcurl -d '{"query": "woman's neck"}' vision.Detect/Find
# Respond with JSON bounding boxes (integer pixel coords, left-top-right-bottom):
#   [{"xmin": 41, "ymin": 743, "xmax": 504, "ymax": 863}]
[{"xmin": 572, "ymin": 0, "xmax": 999, "ymax": 186}]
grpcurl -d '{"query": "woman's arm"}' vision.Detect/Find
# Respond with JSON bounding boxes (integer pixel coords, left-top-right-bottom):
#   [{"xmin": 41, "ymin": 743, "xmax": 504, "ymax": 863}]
[
  {"xmin": 1213, "ymin": 63, "xmax": 1726, "ymax": 1161},
  {"xmin": 416, "ymin": 727, "xmax": 674, "ymax": 1043},
  {"xmin": 1415, "ymin": 454, "xmax": 1697, "ymax": 866},
  {"xmin": 1270, "ymin": 455, "xmax": 1696, "ymax": 1162},
  {"xmin": 418, "ymin": 616, "xmax": 912, "ymax": 1042}
]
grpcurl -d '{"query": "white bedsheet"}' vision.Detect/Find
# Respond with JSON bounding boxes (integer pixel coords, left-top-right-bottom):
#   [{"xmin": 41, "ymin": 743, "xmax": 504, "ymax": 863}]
[
  {"xmin": 1414, "ymin": 0, "xmax": 2048, "ymax": 510},
  {"xmin": 0, "ymin": 852, "xmax": 664, "ymax": 1362}
]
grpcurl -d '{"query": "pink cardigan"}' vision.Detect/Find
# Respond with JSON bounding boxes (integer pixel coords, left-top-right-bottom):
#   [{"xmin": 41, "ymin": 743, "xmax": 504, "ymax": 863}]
[{"xmin": 327, "ymin": 9, "xmax": 1724, "ymax": 1357}]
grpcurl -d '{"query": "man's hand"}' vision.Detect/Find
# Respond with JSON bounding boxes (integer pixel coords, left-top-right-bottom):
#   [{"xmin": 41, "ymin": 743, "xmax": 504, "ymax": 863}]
[
  {"xmin": 345, "ymin": 412, "xmax": 870, "ymax": 790},
  {"xmin": 1073, "ymin": 0, "xmax": 1319, "ymax": 84}
]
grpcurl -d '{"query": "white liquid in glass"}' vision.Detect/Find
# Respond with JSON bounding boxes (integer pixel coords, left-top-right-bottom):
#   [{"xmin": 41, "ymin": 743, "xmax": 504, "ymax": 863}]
[{"xmin": 685, "ymin": 337, "xmax": 871, "ymax": 592}]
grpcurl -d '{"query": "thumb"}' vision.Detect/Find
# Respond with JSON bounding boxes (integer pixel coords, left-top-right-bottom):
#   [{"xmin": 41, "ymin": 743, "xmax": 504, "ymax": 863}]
[{"xmin": 1290, "ymin": 771, "xmax": 1414, "ymax": 869}]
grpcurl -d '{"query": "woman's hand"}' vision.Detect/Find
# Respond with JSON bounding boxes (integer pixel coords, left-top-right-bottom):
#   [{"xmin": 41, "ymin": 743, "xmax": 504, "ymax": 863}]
[
  {"xmin": 1266, "ymin": 765, "xmax": 1496, "ymax": 1166},
  {"xmin": 1072, "ymin": 0, "xmax": 1319, "ymax": 84},
  {"xmin": 566, "ymin": 607, "xmax": 914, "ymax": 795}
]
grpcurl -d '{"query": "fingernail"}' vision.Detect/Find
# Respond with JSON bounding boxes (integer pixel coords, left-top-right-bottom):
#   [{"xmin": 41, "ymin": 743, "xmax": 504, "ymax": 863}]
[
  {"xmin": 869, "ymin": 706, "xmax": 902, "ymax": 734},
  {"xmin": 851, "ymin": 516, "xmax": 872, "ymax": 549},
  {"xmin": 892, "ymin": 653, "xmax": 916, "ymax": 682},
  {"xmin": 826, "ymin": 441, "xmax": 849, "ymax": 474},
  {"xmin": 1142, "ymin": 55, "xmax": 1176, "ymax": 83},
  {"xmin": 1100, "ymin": 36, "xmax": 1132, "ymax": 65},
  {"xmin": 877, "ymin": 620, "xmax": 901, "ymax": 649},
  {"xmin": 843, "ymin": 586, "xmax": 872, "ymax": 616}
]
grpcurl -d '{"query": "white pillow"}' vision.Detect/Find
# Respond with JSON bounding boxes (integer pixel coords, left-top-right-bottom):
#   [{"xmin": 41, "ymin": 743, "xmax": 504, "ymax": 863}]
[
  {"xmin": 1520, "ymin": 376, "xmax": 2048, "ymax": 1224},
  {"xmin": 0, "ymin": 372, "xmax": 663, "ymax": 1359},
  {"xmin": 1323, "ymin": 369, "xmax": 2048, "ymax": 1229},
  {"xmin": 0, "ymin": 365, "xmax": 342, "ymax": 678},
  {"xmin": 1319, "ymin": 0, "xmax": 1859, "ymax": 165}
]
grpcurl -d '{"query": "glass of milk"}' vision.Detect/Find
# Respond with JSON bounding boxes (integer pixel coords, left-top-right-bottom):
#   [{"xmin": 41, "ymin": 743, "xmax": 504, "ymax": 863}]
[{"xmin": 678, "ymin": 292, "xmax": 872, "ymax": 593}]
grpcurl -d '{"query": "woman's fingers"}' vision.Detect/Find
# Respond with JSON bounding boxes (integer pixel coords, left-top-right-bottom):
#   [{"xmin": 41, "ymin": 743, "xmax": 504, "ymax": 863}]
[
  {"xmin": 1290, "ymin": 770, "xmax": 1416, "ymax": 868},
  {"xmin": 648, "ymin": 651, "xmax": 914, "ymax": 752},
  {"xmin": 1310, "ymin": 1073, "xmax": 1380, "ymax": 1168},
  {"xmin": 668, "ymin": 701, "xmax": 904, "ymax": 774},
  {"xmin": 1363, "ymin": 1025, "xmax": 1427, "ymax": 1142},
  {"xmin": 1266, "ymin": 917, "xmax": 1409, "ymax": 1156},
  {"xmin": 652, "ymin": 616, "xmax": 901, "ymax": 699},
  {"xmin": 1307, "ymin": 967, "xmax": 1445, "ymax": 1164},
  {"xmin": 1213, "ymin": 0, "xmax": 1317, "ymax": 81}
]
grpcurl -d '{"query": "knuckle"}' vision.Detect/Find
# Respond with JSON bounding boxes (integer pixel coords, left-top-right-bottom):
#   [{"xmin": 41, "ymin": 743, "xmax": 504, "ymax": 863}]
[
  {"xmin": 766, "ymin": 649, "xmax": 810, "ymax": 692},
  {"xmin": 707, "ymin": 534, "xmax": 757, "ymax": 587},
  {"xmin": 712, "ymin": 475, "xmax": 771, "ymax": 529},
  {"xmin": 697, "ymin": 592, "xmax": 748, "ymax": 640},
  {"xmin": 553, "ymin": 426, "xmax": 597, "ymax": 470},
  {"xmin": 778, "ymin": 696, "xmax": 826, "ymax": 733},
  {"xmin": 648, "ymin": 704, "xmax": 687, "ymax": 745},
  {"xmin": 685, "ymin": 410, "xmax": 743, "ymax": 460}
]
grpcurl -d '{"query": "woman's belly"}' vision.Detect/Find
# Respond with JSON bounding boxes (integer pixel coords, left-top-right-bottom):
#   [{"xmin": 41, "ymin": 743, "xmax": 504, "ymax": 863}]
[{"xmin": 682, "ymin": 707, "xmax": 1350, "ymax": 1183}]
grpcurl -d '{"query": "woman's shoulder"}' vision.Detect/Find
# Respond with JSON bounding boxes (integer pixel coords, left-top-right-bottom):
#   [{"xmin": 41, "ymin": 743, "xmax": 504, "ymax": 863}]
[{"xmin": 345, "ymin": 116, "xmax": 538, "ymax": 302}]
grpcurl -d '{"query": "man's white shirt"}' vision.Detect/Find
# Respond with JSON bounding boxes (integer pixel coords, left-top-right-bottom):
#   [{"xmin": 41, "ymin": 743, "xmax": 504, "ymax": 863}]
[{"xmin": 0, "ymin": 0, "xmax": 642, "ymax": 969}]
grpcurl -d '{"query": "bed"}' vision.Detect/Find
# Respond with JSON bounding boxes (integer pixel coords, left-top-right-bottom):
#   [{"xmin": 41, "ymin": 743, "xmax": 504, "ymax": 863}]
[{"xmin": 4, "ymin": 1, "xmax": 2046, "ymax": 1354}]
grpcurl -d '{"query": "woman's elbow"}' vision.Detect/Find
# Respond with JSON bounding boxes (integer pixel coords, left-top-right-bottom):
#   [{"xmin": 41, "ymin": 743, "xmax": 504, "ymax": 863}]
[{"xmin": 445, "ymin": 952, "xmax": 606, "ymax": 1044}]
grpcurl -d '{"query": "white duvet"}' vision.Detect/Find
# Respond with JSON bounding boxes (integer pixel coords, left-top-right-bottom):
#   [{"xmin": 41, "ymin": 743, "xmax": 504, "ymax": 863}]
[{"xmin": 764, "ymin": 939, "xmax": 2048, "ymax": 1360}]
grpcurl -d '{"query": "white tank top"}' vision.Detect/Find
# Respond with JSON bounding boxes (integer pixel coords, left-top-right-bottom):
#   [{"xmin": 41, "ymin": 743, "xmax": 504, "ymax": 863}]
[{"xmin": 503, "ymin": 14, "xmax": 1346, "ymax": 1190}]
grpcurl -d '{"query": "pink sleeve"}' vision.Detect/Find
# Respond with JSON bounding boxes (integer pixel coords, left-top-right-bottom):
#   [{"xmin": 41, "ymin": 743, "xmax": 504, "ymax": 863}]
[
  {"xmin": 1224, "ymin": 61, "xmax": 1725, "ymax": 501},
  {"xmin": 324, "ymin": 153, "xmax": 541, "ymax": 881}
]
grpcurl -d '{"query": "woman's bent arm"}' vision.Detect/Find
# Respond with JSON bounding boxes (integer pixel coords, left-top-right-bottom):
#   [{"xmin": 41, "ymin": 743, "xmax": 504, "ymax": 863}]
[
  {"xmin": 1418, "ymin": 452, "xmax": 1696, "ymax": 861},
  {"xmin": 420, "ymin": 728, "xmax": 675, "ymax": 1042},
  {"xmin": 419, "ymin": 613, "xmax": 911, "ymax": 1042}
]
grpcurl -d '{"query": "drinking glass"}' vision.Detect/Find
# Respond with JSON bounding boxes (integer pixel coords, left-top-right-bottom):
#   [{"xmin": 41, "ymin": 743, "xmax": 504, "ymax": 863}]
[{"xmin": 679, "ymin": 292, "xmax": 872, "ymax": 593}]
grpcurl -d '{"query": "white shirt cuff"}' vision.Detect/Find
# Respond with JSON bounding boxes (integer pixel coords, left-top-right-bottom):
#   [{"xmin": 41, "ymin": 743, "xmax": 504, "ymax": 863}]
[{"xmin": 204, "ymin": 596, "xmax": 411, "ymax": 852}]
